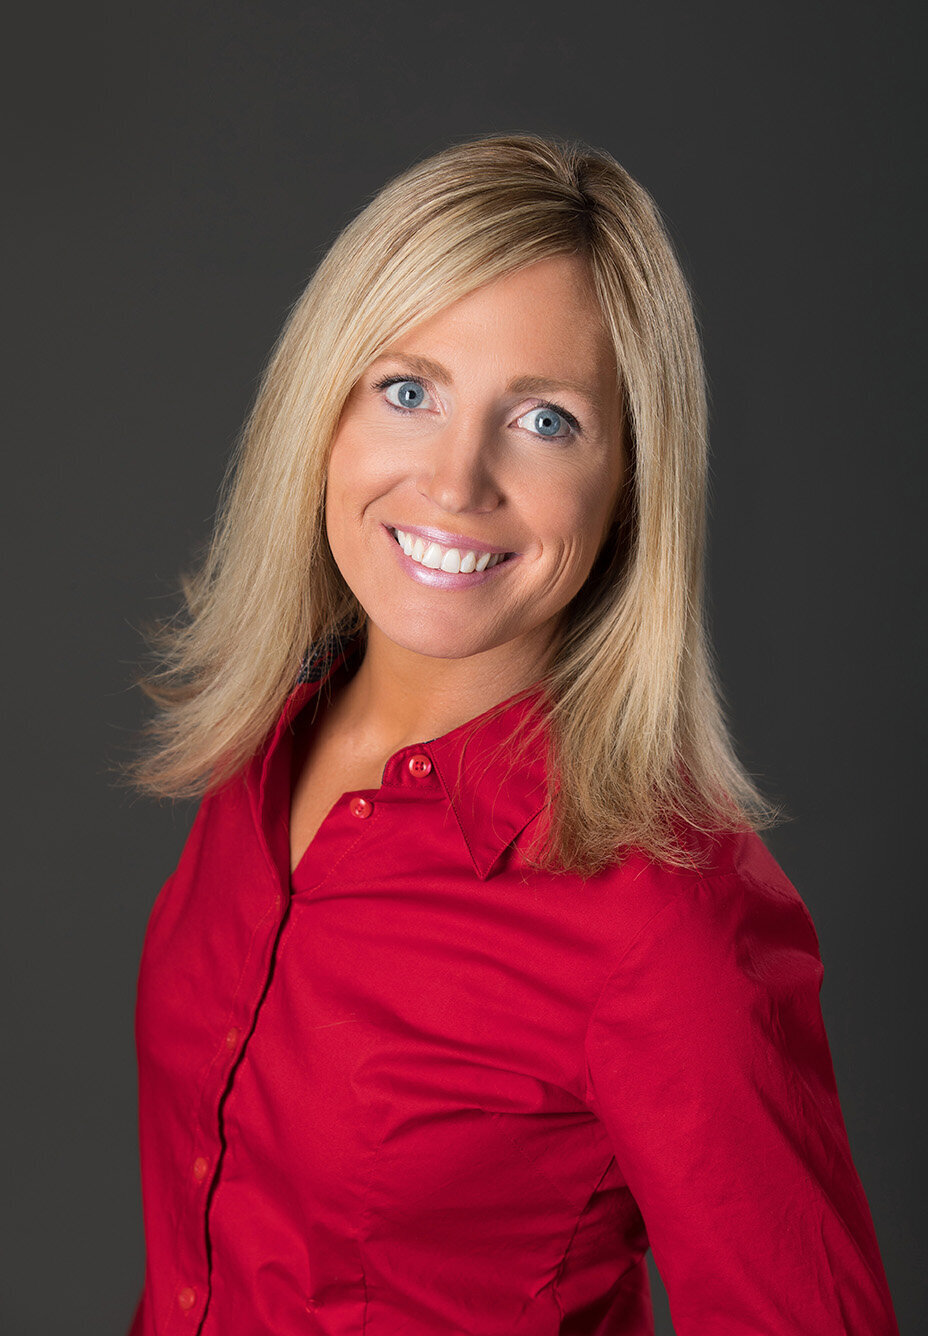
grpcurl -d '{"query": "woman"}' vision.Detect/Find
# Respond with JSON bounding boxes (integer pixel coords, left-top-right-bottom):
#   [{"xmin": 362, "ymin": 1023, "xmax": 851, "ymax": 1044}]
[{"xmin": 128, "ymin": 135, "xmax": 898, "ymax": 1334}]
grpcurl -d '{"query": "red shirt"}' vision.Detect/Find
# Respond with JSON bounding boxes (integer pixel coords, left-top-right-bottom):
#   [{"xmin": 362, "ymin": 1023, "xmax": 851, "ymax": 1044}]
[{"xmin": 131, "ymin": 639, "xmax": 898, "ymax": 1335}]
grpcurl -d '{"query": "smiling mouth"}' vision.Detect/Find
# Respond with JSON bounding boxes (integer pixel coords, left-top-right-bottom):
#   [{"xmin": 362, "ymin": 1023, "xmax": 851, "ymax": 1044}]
[{"xmin": 388, "ymin": 527, "xmax": 514, "ymax": 575}]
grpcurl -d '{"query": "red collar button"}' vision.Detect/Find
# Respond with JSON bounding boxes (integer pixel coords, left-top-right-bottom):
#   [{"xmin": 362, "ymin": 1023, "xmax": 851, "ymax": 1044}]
[
  {"xmin": 408, "ymin": 753, "xmax": 432, "ymax": 778},
  {"xmin": 349, "ymin": 796, "xmax": 373, "ymax": 819}
]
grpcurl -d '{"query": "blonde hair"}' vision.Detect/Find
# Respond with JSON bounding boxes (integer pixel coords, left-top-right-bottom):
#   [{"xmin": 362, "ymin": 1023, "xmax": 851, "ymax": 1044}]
[{"xmin": 130, "ymin": 132, "xmax": 778, "ymax": 873}]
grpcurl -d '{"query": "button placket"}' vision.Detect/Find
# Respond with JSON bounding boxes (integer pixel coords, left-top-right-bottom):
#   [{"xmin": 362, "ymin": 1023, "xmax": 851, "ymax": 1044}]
[{"xmin": 177, "ymin": 1286, "xmax": 197, "ymax": 1313}]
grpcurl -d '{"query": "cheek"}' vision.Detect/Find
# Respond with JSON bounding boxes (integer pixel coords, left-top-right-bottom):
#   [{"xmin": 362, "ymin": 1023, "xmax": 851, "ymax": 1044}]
[
  {"xmin": 327, "ymin": 421, "xmax": 407, "ymax": 506},
  {"xmin": 583, "ymin": 453, "xmax": 625, "ymax": 552},
  {"xmin": 325, "ymin": 432, "xmax": 371, "ymax": 530},
  {"xmin": 534, "ymin": 471, "xmax": 617, "ymax": 554},
  {"xmin": 326, "ymin": 425, "xmax": 362, "ymax": 493},
  {"xmin": 324, "ymin": 434, "xmax": 363, "ymax": 557}
]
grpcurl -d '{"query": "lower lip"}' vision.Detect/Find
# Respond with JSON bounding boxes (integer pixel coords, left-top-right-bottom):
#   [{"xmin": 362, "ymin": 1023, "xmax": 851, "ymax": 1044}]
[{"xmin": 382, "ymin": 525, "xmax": 518, "ymax": 589}]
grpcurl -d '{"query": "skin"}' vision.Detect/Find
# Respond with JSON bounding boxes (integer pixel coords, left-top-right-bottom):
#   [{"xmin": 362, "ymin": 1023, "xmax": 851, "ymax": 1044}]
[{"xmin": 290, "ymin": 253, "xmax": 626, "ymax": 865}]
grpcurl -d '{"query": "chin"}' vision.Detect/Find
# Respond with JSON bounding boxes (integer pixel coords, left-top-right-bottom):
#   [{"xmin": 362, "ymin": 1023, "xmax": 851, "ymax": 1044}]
[{"xmin": 367, "ymin": 609, "xmax": 515, "ymax": 663}]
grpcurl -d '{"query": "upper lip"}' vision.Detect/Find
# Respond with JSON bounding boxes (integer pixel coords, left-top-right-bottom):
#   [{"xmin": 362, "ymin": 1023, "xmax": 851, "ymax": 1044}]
[{"xmin": 386, "ymin": 523, "xmax": 515, "ymax": 556}]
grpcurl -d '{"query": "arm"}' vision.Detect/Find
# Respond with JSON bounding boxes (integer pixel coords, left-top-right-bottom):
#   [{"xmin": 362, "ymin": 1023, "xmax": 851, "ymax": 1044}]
[
  {"xmin": 584, "ymin": 871, "xmax": 898, "ymax": 1335},
  {"xmin": 127, "ymin": 1289, "xmax": 145, "ymax": 1335}
]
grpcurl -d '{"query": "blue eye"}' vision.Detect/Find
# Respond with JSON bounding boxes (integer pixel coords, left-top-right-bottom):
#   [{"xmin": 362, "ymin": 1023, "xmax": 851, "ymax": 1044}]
[
  {"xmin": 381, "ymin": 378, "xmax": 427, "ymax": 410},
  {"xmin": 516, "ymin": 404, "xmax": 576, "ymax": 439},
  {"xmin": 532, "ymin": 408, "xmax": 563, "ymax": 436}
]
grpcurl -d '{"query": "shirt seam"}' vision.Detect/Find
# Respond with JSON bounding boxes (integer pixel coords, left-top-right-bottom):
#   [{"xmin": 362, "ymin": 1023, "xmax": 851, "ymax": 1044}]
[
  {"xmin": 550, "ymin": 1155, "xmax": 626, "ymax": 1322},
  {"xmin": 290, "ymin": 825, "xmax": 369, "ymax": 898},
  {"xmin": 487, "ymin": 1111, "xmax": 589, "ymax": 1211}
]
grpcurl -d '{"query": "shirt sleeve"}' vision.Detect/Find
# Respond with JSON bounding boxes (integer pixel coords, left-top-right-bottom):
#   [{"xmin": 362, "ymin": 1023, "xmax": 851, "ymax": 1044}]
[
  {"xmin": 126, "ymin": 1289, "xmax": 144, "ymax": 1335},
  {"xmin": 583, "ymin": 871, "xmax": 898, "ymax": 1336}
]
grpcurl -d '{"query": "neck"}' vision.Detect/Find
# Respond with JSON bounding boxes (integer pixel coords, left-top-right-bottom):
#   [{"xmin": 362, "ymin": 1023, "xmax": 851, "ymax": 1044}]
[{"xmin": 337, "ymin": 621, "xmax": 556, "ymax": 753}]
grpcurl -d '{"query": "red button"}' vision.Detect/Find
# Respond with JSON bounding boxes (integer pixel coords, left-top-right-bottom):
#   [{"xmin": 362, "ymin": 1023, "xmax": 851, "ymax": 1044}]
[
  {"xmin": 192, "ymin": 1156, "xmax": 209, "ymax": 1183},
  {"xmin": 408, "ymin": 753, "xmax": 432, "ymax": 778},
  {"xmin": 225, "ymin": 1027, "xmax": 240, "ymax": 1051},
  {"xmin": 177, "ymin": 1286, "xmax": 197, "ymax": 1312},
  {"xmin": 349, "ymin": 796, "xmax": 373, "ymax": 819}
]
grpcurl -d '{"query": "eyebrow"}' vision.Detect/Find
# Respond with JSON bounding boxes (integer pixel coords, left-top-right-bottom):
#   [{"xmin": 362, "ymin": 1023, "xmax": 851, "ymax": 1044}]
[{"xmin": 373, "ymin": 352, "xmax": 606, "ymax": 416}]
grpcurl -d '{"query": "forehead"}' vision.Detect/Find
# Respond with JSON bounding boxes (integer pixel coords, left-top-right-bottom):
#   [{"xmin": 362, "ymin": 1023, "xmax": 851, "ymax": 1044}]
[{"xmin": 383, "ymin": 254, "xmax": 616, "ymax": 384}]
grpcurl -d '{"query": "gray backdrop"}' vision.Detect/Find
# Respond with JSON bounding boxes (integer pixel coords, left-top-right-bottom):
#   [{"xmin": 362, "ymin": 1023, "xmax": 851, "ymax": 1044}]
[{"xmin": 4, "ymin": 2, "xmax": 924, "ymax": 1332}]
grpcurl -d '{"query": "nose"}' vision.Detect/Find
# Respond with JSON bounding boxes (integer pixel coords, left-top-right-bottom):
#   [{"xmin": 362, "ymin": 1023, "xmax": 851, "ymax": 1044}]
[{"xmin": 416, "ymin": 419, "xmax": 503, "ymax": 515}]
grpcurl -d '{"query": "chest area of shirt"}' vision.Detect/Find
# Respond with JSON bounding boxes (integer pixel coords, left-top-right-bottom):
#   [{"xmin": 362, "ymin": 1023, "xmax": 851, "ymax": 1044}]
[{"xmin": 138, "ymin": 773, "xmax": 622, "ymax": 1109}]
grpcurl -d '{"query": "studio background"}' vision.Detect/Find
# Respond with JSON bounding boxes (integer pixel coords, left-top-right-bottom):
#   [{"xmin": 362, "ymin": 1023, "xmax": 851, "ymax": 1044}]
[{"xmin": 4, "ymin": 2, "xmax": 924, "ymax": 1332}]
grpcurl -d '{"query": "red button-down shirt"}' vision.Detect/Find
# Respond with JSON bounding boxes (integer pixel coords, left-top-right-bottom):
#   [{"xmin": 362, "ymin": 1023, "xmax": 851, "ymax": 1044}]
[{"xmin": 131, "ymin": 640, "xmax": 898, "ymax": 1334}]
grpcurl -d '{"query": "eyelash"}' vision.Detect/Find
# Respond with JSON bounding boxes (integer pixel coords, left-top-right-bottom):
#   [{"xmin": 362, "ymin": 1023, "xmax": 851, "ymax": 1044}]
[{"xmin": 371, "ymin": 374, "xmax": 582, "ymax": 439}]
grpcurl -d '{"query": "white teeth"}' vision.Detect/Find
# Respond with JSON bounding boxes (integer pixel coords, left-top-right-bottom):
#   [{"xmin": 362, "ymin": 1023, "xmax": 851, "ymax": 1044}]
[
  {"xmin": 391, "ymin": 527, "xmax": 507, "ymax": 575},
  {"xmin": 440, "ymin": 548, "xmax": 461, "ymax": 573}
]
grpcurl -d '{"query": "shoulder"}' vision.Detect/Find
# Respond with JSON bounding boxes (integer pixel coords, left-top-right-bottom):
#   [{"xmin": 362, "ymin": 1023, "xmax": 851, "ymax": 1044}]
[
  {"xmin": 583, "ymin": 829, "xmax": 829, "ymax": 1106},
  {"xmin": 593, "ymin": 827, "xmax": 822, "ymax": 989}
]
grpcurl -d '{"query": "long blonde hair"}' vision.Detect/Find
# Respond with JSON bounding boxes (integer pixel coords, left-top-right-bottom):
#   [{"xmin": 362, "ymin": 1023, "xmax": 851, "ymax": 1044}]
[{"xmin": 129, "ymin": 132, "xmax": 778, "ymax": 873}]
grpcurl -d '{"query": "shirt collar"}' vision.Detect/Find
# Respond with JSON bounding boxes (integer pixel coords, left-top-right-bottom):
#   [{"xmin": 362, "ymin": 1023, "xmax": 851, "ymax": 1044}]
[{"xmin": 273, "ymin": 635, "xmax": 551, "ymax": 882}]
